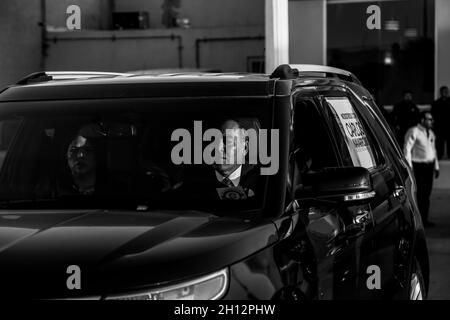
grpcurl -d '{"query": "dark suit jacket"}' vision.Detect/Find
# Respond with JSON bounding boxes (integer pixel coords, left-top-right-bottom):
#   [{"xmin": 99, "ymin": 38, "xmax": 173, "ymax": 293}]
[
  {"xmin": 432, "ymin": 97, "xmax": 450, "ymax": 134},
  {"xmin": 177, "ymin": 164, "xmax": 260, "ymax": 201}
]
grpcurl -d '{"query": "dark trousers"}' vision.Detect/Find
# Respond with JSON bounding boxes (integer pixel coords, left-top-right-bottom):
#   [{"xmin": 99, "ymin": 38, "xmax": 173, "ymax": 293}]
[
  {"xmin": 412, "ymin": 162, "xmax": 435, "ymax": 223},
  {"xmin": 435, "ymin": 132, "xmax": 450, "ymax": 159}
]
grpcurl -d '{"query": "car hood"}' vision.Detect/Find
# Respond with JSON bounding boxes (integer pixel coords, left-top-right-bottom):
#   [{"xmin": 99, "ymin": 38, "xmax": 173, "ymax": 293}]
[{"xmin": 0, "ymin": 209, "xmax": 278, "ymax": 298}]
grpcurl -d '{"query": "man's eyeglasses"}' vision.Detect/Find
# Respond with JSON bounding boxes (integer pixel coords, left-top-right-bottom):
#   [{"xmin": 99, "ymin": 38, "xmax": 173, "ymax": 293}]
[
  {"xmin": 424, "ymin": 117, "xmax": 434, "ymax": 121},
  {"xmin": 67, "ymin": 146, "xmax": 94, "ymax": 159}
]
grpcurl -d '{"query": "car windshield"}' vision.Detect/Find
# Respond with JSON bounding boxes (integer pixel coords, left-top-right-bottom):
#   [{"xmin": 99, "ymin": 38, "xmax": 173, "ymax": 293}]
[{"xmin": 0, "ymin": 97, "xmax": 273, "ymax": 213}]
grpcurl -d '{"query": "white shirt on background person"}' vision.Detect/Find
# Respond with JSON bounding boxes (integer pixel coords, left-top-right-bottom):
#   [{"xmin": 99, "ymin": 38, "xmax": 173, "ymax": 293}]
[{"xmin": 403, "ymin": 124, "xmax": 439, "ymax": 171}]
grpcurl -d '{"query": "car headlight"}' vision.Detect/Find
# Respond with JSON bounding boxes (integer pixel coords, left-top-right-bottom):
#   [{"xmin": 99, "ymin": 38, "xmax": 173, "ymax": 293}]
[{"xmin": 106, "ymin": 268, "xmax": 229, "ymax": 300}]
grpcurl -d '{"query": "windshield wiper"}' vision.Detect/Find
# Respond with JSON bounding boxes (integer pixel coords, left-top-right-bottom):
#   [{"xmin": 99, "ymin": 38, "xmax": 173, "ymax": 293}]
[
  {"xmin": 0, "ymin": 194, "xmax": 162, "ymax": 210},
  {"xmin": 0, "ymin": 197, "xmax": 78, "ymax": 209}
]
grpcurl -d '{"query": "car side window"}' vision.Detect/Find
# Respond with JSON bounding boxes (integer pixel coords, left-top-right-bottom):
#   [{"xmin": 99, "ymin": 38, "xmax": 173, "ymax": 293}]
[
  {"xmin": 364, "ymin": 98, "xmax": 405, "ymax": 159},
  {"xmin": 323, "ymin": 96, "xmax": 380, "ymax": 170},
  {"xmin": 357, "ymin": 97, "xmax": 410, "ymax": 181},
  {"xmin": 290, "ymin": 97, "xmax": 339, "ymax": 195},
  {"xmin": 0, "ymin": 118, "xmax": 22, "ymax": 171},
  {"xmin": 347, "ymin": 95, "xmax": 388, "ymax": 167}
]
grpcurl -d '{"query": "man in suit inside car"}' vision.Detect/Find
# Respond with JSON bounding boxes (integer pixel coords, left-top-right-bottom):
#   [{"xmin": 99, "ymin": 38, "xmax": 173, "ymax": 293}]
[
  {"xmin": 211, "ymin": 119, "xmax": 259, "ymax": 200},
  {"xmin": 177, "ymin": 118, "xmax": 260, "ymax": 202}
]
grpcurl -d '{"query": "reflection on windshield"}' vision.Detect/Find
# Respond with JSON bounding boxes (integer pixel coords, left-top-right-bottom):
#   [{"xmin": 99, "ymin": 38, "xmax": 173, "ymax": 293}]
[{"xmin": 0, "ymin": 101, "xmax": 270, "ymax": 211}]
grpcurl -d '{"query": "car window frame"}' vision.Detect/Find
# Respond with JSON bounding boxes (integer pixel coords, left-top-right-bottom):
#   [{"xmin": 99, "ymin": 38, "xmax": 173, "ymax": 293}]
[
  {"xmin": 348, "ymin": 88, "xmax": 411, "ymax": 182},
  {"xmin": 316, "ymin": 88, "xmax": 385, "ymax": 172},
  {"xmin": 290, "ymin": 88, "xmax": 343, "ymax": 167},
  {"xmin": 0, "ymin": 97, "xmax": 276, "ymax": 213},
  {"xmin": 285, "ymin": 88, "xmax": 343, "ymax": 207},
  {"xmin": 345, "ymin": 92, "xmax": 388, "ymax": 169}
]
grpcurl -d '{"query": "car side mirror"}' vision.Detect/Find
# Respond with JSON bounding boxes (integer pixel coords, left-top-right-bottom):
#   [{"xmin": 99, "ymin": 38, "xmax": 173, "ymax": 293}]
[{"xmin": 295, "ymin": 166, "xmax": 375, "ymax": 203}]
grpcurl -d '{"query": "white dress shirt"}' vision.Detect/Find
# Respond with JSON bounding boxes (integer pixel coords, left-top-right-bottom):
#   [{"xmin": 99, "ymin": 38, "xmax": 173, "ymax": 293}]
[
  {"xmin": 403, "ymin": 124, "xmax": 439, "ymax": 171},
  {"xmin": 215, "ymin": 166, "xmax": 242, "ymax": 187}
]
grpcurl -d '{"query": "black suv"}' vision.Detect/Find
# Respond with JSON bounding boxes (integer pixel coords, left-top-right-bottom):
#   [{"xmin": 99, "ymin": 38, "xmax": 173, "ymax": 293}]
[{"xmin": 0, "ymin": 65, "xmax": 428, "ymax": 299}]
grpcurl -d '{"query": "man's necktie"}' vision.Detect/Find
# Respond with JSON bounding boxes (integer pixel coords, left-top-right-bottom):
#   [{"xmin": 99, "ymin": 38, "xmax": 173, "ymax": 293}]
[{"xmin": 222, "ymin": 176, "xmax": 234, "ymax": 187}]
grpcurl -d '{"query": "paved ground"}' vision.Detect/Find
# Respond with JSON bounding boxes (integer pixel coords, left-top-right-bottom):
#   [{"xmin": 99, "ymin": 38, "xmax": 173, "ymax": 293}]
[{"xmin": 426, "ymin": 160, "xmax": 450, "ymax": 299}]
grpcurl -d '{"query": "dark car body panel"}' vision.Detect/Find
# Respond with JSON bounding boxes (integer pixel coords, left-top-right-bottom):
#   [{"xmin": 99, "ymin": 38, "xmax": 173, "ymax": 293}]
[
  {"xmin": 0, "ymin": 76, "xmax": 275, "ymax": 102},
  {"xmin": 0, "ymin": 209, "xmax": 278, "ymax": 298}
]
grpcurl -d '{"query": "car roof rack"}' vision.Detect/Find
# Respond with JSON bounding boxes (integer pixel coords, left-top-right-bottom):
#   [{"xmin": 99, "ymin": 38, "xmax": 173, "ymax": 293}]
[
  {"xmin": 16, "ymin": 71, "xmax": 131, "ymax": 85},
  {"xmin": 270, "ymin": 64, "xmax": 362, "ymax": 85}
]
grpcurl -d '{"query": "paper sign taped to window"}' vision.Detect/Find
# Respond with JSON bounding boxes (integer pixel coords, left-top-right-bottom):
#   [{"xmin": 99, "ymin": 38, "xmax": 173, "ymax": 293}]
[{"xmin": 326, "ymin": 97, "xmax": 376, "ymax": 169}]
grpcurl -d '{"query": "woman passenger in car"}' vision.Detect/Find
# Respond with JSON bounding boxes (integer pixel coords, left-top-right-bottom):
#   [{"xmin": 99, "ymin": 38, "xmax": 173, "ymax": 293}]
[
  {"xmin": 66, "ymin": 134, "xmax": 97, "ymax": 195},
  {"xmin": 65, "ymin": 124, "xmax": 174, "ymax": 198}
]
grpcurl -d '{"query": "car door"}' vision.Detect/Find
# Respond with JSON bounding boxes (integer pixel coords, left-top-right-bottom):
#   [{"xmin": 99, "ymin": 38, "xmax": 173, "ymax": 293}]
[
  {"xmin": 346, "ymin": 92, "xmax": 407, "ymax": 298},
  {"xmin": 285, "ymin": 91, "xmax": 375, "ymax": 299},
  {"xmin": 353, "ymin": 93, "xmax": 415, "ymax": 297},
  {"xmin": 319, "ymin": 92, "xmax": 397, "ymax": 299}
]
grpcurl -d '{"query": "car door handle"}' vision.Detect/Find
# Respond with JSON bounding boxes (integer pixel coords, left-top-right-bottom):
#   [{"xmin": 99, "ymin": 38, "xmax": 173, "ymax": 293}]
[
  {"xmin": 393, "ymin": 186, "xmax": 405, "ymax": 198},
  {"xmin": 338, "ymin": 210, "xmax": 372, "ymax": 240},
  {"xmin": 353, "ymin": 210, "xmax": 372, "ymax": 226}
]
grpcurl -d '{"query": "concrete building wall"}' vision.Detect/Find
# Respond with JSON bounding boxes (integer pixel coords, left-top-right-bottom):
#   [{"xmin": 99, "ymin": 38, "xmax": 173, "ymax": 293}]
[
  {"xmin": 43, "ymin": 0, "xmax": 265, "ymax": 72},
  {"xmin": 114, "ymin": 0, "xmax": 265, "ymax": 29},
  {"xmin": 436, "ymin": 0, "xmax": 450, "ymax": 99},
  {"xmin": 0, "ymin": 0, "xmax": 42, "ymax": 88},
  {"xmin": 45, "ymin": 0, "xmax": 113, "ymax": 30},
  {"xmin": 45, "ymin": 26, "xmax": 265, "ymax": 72},
  {"xmin": 288, "ymin": 0, "xmax": 326, "ymax": 65},
  {"xmin": 0, "ymin": 0, "xmax": 265, "ymax": 86}
]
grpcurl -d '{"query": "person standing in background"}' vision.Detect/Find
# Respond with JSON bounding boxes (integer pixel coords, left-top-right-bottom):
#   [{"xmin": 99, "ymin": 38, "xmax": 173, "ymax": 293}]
[
  {"xmin": 431, "ymin": 86, "xmax": 450, "ymax": 159},
  {"xmin": 393, "ymin": 90, "xmax": 420, "ymax": 147},
  {"xmin": 404, "ymin": 111, "xmax": 439, "ymax": 228}
]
